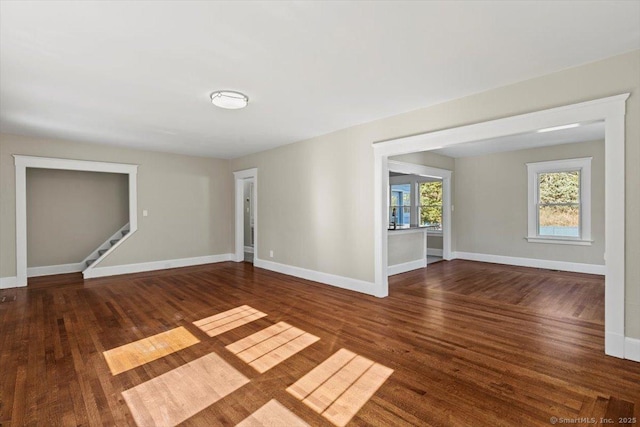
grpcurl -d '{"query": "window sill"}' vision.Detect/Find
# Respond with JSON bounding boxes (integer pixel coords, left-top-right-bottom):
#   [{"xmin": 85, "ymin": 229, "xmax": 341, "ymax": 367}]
[
  {"xmin": 525, "ymin": 236, "xmax": 593, "ymax": 246},
  {"xmin": 426, "ymin": 230, "xmax": 443, "ymax": 236}
]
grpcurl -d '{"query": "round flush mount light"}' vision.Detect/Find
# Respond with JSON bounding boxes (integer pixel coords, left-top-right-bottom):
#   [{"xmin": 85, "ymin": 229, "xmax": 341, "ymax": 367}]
[{"xmin": 210, "ymin": 90, "xmax": 249, "ymax": 109}]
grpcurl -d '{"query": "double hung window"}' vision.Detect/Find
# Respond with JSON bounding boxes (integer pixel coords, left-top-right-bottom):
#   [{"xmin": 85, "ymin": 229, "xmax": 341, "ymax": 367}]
[{"xmin": 526, "ymin": 158, "xmax": 592, "ymax": 245}]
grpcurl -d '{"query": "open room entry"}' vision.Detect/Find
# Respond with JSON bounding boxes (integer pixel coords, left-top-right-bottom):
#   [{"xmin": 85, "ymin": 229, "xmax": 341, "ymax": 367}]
[
  {"xmin": 373, "ymin": 94, "xmax": 629, "ymax": 359},
  {"xmin": 234, "ymin": 168, "xmax": 258, "ymax": 263},
  {"xmin": 387, "ymin": 161, "xmax": 452, "ymax": 276},
  {"xmin": 12, "ymin": 155, "xmax": 138, "ymax": 288}
]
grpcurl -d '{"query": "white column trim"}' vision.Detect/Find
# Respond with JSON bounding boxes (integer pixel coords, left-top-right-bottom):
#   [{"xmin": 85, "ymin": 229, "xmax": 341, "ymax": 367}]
[{"xmin": 373, "ymin": 93, "xmax": 629, "ymax": 359}]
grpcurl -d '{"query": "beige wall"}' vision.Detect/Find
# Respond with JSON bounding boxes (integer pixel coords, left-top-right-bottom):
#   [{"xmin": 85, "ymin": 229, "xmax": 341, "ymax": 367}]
[
  {"xmin": 391, "ymin": 151, "xmax": 455, "ymax": 171},
  {"xmin": 1, "ymin": 51, "xmax": 637, "ymax": 337},
  {"xmin": 27, "ymin": 169, "xmax": 129, "ymax": 267},
  {"xmin": 0, "ymin": 133, "xmax": 233, "ymax": 275},
  {"xmin": 388, "ymin": 231, "xmax": 424, "ymax": 266},
  {"xmin": 427, "ymin": 235, "xmax": 443, "ymax": 250},
  {"xmin": 230, "ymin": 50, "xmax": 639, "ymax": 338},
  {"xmin": 454, "ymin": 140, "xmax": 605, "ymax": 265}
]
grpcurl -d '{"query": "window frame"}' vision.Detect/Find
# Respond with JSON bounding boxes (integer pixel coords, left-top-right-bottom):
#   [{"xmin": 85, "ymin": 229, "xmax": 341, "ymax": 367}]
[
  {"xmin": 418, "ymin": 180, "xmax": 444, "ymax": 234},
  {"xmin": 389, "ymin": 184, "xmax": 411, "ymax": 227},
  {"xmin": 526, "ymin": 157, "xmax": 592, "ymax": 245}
]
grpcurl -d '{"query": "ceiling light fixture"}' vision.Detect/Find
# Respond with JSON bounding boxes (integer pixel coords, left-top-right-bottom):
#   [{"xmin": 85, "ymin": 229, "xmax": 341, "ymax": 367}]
[
  {"xmin": 210, "ymin": 90, "xmax": 249, "ymax": 110},
  {"xmin": 537, "ymin": 123, "xmax": 580, "ymax": 133}
]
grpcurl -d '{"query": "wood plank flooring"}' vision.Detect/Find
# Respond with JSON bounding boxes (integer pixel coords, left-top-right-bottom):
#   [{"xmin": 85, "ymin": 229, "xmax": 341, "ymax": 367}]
[
  {"xmin": 1, "ymin": 259, "xmax": 638, "ymax": 426},
  {"xmin": 103, "ymin": 326, "xmax": 200, "ymax": 375}
]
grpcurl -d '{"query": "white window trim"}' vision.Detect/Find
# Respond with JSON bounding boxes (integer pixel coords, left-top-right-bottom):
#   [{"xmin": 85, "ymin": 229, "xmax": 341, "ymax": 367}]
[
  {"xmin": 389, "ymin": 172, "xmax": 445, "ymax": 232},
  {"xmin": 526, "ymin": 157, "xmax": 592, "ymax": 245},
  {"xmin": 417, "ymin": 180, "xmax": 444, "ymax": 233},
  {"xmin": 387, "ymin": 160, "xmax": 452, "ymax": 262}
]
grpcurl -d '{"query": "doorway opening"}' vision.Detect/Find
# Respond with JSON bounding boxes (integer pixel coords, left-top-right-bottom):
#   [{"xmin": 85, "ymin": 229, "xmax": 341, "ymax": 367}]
[
  {"xmin": 12, "ymin": 155, "xmax": 138, "ymax": 288},
  {"xmin": 243, "ymin": 179, "xmax": 255, "ymax": 263},
  {"xmin": 373, "ymin": 94, "xmax": 629, "ymax": 359},
  {"xmin": 26, "ymin": 168, "xmax": 130, "ymax": 278},
  {"xmin": 234, "ymin": 168, "xmax": 258, "ymax": 263},
  {"xmin": 386, "ymin": 161, "xmax": 452, "ymax": 276}
]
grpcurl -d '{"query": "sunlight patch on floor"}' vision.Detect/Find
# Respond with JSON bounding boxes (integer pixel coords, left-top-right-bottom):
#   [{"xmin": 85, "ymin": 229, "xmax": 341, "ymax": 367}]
[
  {"xmin": 287, "ymin": 348, "xmax": 393, "ymax": 427},
  {"xmin": 122, "ymin": 352, "xmax": 249, "ymax": 426},
  {"xmin": 226, "ymin": 322, "xmax": 319, "ymax": 373},
  {"xmin": 236, "ymin": 399, "xmax": 309, "ymax": 427},
  {"xmin": 193, "ymin": 305, "xmax": 267, "ymax": 337},
  {"xmin": 103, "ymin": 326, "xmax": 199, "ymax": 375}
]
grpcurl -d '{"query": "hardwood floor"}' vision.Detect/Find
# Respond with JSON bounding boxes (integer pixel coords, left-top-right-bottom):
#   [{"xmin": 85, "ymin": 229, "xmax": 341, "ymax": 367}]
[{"xmin": 1, "ymin": 260, "xmax": 638, "ymax": 426}]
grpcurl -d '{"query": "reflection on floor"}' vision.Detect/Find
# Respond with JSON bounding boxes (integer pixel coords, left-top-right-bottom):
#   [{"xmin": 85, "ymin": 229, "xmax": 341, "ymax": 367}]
[
  {"xmin": 237, "ymin": 399, "xmax": 309, "ymax": 427},
  {"xmin": 122, "ymin": 352, "xmax": 249, "ymax": 426},
  {"xmin": 103, "ymin": 326, "xmax": 200, "ymax": 375},
  {"xmin": 287, "ymin": 348, "xmax": 394, "ymax": 427},
  {"xmin": 112, "ymin": 305, "xmax": 389, "ymax": 426},
  {"xmin": 426, "ymin": 255, "xmax": 442, "ymax": 264},
  {"xmin": 193, "ymin": 305, "xmax": 267, "ymax": 337},
  {"xmin": 226, "ymin": 321, "xmax": 320, "ymax": 373}
]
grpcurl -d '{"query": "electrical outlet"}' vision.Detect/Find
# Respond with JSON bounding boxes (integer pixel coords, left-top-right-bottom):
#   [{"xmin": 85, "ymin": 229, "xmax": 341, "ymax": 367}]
[
  {"xmin": 269, "ymin": 250, "xmax": 274, "ymax": 258},
  {"xmin": 143, "ymin": 209, "xmax": 148, "ymax": 217}
]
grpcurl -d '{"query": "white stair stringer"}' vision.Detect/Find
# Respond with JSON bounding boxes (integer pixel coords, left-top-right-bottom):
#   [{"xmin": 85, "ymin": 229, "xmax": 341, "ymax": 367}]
[{"xmin": 82, "ymin": 223, "xmax": 132, "ymax": 277}]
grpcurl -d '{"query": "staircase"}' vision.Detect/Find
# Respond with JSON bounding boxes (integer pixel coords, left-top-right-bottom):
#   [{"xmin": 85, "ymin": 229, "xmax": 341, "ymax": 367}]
[
  {"xmin": 80, "ymin": 223, "xmax": 131, "ymax": 274},
  {"xmin": 85, "ymin": 228, "xmax": 130, "ymax": 267}
]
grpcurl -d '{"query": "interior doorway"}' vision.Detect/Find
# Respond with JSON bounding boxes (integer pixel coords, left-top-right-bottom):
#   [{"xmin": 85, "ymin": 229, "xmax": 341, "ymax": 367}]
[
  {"xmin": 234, "ymin": 168, "xmax": 258, "ymax": 263},
  {"xmin": 243, "ymin": 179, "xmax": 255, "ymax": 263},
  {"xmin": 386, "ymin": 161, "xmax": 452, "ymax": 276},
  {"xmin": 373, "ymin": 94, "xmax": 628, "ymax": 359},
  {"xmin": 11, "ymin": 155, "xmax": 138, "ymax": 288}
]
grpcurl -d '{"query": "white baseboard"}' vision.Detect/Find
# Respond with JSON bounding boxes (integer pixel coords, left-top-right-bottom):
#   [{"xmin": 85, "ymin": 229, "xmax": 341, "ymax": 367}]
[
  {"xmin": 452, "ymin": 251, "xmax": 605, "ymax": 275},
  {"xmin": 388, "ymin": 258, "xmax": 426, "ymax": 276},
  {"xmin": 0, "ymin": 276, "xmax": 21, "ymax": 289},
  {"xmin": 244, "ymin": 246, "xmax": 254, "ymax": 254},
  {"xmin": 254, "ymin": 257, "xmax": 378, "ymax": 296},
  {"xmin": 27, "ymin": 262, "xmax": 84, "ymax": 278},
  {"xmin": 83, "ymin": 253, "xmax": 235, "ymax": 279},
  {"xmin": 427, "ymin": 248, "xmax": 443, "ymax": 257},
  {"xmin": 624, "ymin": 337, "xmax": 640, "ymax": 363}
]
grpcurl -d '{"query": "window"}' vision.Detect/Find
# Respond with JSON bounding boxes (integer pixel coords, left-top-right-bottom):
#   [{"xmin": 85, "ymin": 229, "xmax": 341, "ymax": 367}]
[
  {"xmin": 389, "ymin": 184, "xmax": 411, "ymax": 227},
  {"xmin": 526, "ymin": 157, "xmax": 592, "ymax": 245},
  {"xmin": 419, "ymin": 181, "xmax": 442, "ymax": 232}
]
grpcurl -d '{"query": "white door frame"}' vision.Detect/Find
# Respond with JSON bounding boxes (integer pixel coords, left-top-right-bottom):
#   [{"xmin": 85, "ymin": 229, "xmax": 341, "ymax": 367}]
[
  {"xmin": 373, "ymin": 93, "xmax": 629, "ymax": 359},
  {"xmin": 12, "ymin": 155, "xmax": 139, "ymax": 288},
  {"xmin": 234, "ymin": 168, "xmax": 258, "ymax": 262},
  {"xmin": 388, "ymin": 160, "xmax": 452, "ymax": 260}
]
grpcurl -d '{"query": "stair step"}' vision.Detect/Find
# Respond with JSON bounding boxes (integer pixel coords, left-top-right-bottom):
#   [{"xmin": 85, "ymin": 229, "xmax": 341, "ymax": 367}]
[
  {"xmin": 110, "ymin": 239, "xmax": 120, "ymax": 246},
  {"xmin": 99, "ymin": 249, "xmax": 108, "ymax": 256},
  {"xmin": 122, "ymin": 229, "xmax": 130, "ymax": 236},
  {"xmin": 86, "ymin": 259, "xmax": 96, "ymax": 267}
]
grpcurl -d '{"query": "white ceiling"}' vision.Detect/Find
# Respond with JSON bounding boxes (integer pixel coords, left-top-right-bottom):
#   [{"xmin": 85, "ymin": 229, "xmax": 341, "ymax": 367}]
[
  {"xmin": 432, "ymin": 120, "xmax": 605, "ymax": 158},
  {"xmin": 1, "ymin": 2, "xmax": 638, "ymax": 159}
]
